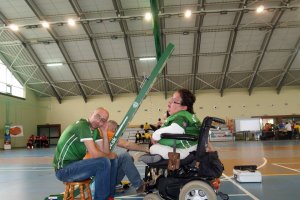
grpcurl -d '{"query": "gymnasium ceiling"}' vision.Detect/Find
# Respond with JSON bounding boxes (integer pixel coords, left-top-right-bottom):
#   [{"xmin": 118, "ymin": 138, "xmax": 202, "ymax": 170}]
[{"xmin": 0, "ymin": 0, "xmax": 299, "ymax": 103}]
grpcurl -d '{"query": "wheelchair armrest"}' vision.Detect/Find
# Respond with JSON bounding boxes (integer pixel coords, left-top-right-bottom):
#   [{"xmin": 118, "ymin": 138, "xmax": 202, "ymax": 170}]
[{"xmin": 161, "ymin": 133, "xmax": 198, "ymax": 141}]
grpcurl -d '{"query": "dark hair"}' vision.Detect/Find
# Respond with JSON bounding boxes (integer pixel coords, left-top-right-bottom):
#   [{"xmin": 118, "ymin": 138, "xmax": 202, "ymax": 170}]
[
  {"xmin": 177, "ymin": 88, "xmax": 196, "ymax": 114},
  {"xmin": 166, "ymin": 111, "xmax": 170, "ymax": 117}
]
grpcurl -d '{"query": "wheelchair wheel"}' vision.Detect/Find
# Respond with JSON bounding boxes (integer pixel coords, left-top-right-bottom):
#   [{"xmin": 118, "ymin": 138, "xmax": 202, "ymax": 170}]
[
  {"xmin": 144, "ymin": 193, "xmax": 162, "ymax": 200},
  {"xmin": 179, "ymin": 180, "xmax": 216, "ymax": 200}
]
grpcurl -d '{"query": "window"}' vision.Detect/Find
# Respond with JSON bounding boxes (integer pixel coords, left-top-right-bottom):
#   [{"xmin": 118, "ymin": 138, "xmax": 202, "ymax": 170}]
[{"xmin": 0, "ymin": 60, "xmax": 24, "ymax": 98}]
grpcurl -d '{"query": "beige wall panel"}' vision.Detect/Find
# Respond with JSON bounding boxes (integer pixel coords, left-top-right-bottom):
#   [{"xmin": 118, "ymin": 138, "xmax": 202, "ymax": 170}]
[
  {"xmin": 37, "ymin": 87, "xmax": 300, "ymax": 132},
  {"xmin": 0, "ymin": 88, "xmax": 38, "ymax": 148}
]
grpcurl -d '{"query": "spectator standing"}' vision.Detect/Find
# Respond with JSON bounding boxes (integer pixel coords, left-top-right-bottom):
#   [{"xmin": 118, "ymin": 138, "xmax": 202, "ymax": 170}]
[{"xmin": 285, "ymin": 121, "xmax": 292, "ymax": 139}]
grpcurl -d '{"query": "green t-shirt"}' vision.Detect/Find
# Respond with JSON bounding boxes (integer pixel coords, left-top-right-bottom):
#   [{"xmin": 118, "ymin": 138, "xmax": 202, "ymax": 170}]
[
  {"xmin": 159, "ymin": 110, "xmax": 201, "ymax": 148},
  {"xmin": 53, "ymin": 119, "xmax": 100, "ymax": 169}
]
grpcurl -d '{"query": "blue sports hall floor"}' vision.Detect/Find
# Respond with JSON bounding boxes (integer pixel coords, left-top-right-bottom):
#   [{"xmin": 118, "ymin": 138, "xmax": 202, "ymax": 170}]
[{"xmin": 0, "ymin": 140, "xmax": 299, "ymax": 200}]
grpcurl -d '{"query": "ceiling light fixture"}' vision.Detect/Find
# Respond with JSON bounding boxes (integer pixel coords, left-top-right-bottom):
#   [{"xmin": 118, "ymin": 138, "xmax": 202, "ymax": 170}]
[
  {"xmin": 256, "ymin": 5, "xmax": 264, "ymax": 13},
  {"xmin": 111, "ymin": 35, "xmax": 118, "ymax": 40},
  {"xmin": 68, "ymin": 18, "xmax": 76, "ymax": 26},
  {"xmin": 25, "ymin": 25, "xmax": 39, "ymax": 29},
  {"xmin": 129, "ymin": 17, "xmax": 138, "ymax": 21},
  {"xmin": 46, "ymin": 63, "xmax": 63, "ymax": 67},
  {"xmin": 42, "ymin": 41, "xmax": 51, "ymax": 45},
  {"xmin": 183, "ymin": 31, "xmax": 189, "ymax": 35},
  {"xmin": 139, "ymin": 57, "xmax": 156, "ymax": 61},
  {"xmin": 144, "ymin": 12, "xmax": 152, "ymax": 21},
  {"xmin": 9, "ymin": 24, "xmax": 19, "ymax": 31},
  {"xmin": 41, "ymin": 21, "xmax": 50, "ymax": 28},
  {"xmin": 184, "ymin": 10, "xmax": 192, "ymax": 18}
]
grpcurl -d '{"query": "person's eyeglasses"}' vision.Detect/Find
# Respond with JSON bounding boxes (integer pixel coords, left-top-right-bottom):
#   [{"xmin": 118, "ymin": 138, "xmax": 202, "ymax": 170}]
[
  {"xmin": 169, "ymin": 98, "xmax": 181, "ymax": 105},
  {"xmin": 94, "ymin": 114, "xmax": 108, "ymax": 123}
]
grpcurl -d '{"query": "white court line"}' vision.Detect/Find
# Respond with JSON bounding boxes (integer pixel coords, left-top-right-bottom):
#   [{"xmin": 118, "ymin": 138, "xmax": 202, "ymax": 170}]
[
  {"xmin": 0, "ymin": 166, "xmax": 52, "ymax": 169},
  {"xmin": 0, "ymin": 166, "xmax": 53, "ymax": 171},
  {"xmin": 272, "ymin": 163, "xmax": 300, "ymax": 173},
  {"xmin": 228, "ymin": 194, "xmax": 250, "ymax": 197},
  {"xmin": 222, "ymin": 173, "xmax": 260, "ymax": 200},
  {"xmin": 116, "ymin": 194, "xmax": 144, "ymax": 199},
  {"xmin": 273, "ymin": 162, "xmax": 300, "ymax": 165},
  {"xmin": 257, "ymin": 157, "xmax": 267, "ymax": 169},
  {"xmin": 0, "ymin": 169, "xmax": 53, "ymax": 171}
]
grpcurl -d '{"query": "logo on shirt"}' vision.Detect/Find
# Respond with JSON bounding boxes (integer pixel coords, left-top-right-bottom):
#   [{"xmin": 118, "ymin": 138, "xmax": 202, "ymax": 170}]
[
  {"xmin": 132, "ymin": 102, "xmax": 139, "ymax": 108},
  {"xmin": 182, "ymin": 122, "xmax": 187, "ymax": 127},
  {"xmin": 192, "ymin": 115, "xmax": 197, "ymax": 122}
]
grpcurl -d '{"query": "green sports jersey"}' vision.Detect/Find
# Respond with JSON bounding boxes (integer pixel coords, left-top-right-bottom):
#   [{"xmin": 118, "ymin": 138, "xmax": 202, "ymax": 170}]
[
  {"xmin": 53, "ymin": 118, "xmax": 101, "ymax": 169},
  {"xmin": 159, "ymin": 110, "xmax": 201, "ymax": 148}
]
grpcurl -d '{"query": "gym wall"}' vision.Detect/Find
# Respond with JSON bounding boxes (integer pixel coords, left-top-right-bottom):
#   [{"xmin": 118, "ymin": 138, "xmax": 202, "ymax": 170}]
[
  {"xmin": 1, "ymin": 86, "xmax": 299, "ymax": 148},
  {"xmin": 37, "ymin": 86, "xmax": 300, "ymax": 132}
]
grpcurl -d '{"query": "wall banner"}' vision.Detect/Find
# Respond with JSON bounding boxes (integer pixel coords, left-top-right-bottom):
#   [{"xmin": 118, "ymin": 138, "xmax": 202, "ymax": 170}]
[
  {"xmin": 10, "ymin": 125, "xmax": 23, "ymax": 137},
  {"xmin": 4, "ymin": 125, "xmax": 11, "ymax": 149}
]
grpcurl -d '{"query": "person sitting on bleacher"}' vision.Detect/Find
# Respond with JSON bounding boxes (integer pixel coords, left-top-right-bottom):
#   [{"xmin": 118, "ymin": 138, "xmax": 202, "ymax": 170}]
[
  {"xmin": 135, "ymin": 131, "xmax": 141, "ymax": 143},
  {"xmin": 143, "ymin": 122, "xmax": 151, "ymax": 133},
  {"xmin": 141, "ymin": 132, "xmax": 146, "ymax": 143},
  {"xmin": 263, "ymin": 123, "xmax": 272, "ymax": 132}
]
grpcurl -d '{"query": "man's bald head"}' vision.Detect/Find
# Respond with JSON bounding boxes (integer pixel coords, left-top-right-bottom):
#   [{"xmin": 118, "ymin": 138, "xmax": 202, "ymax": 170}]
[{"xmin": 89, "ymin": 107, "xmax": 109, "ymax": 130}]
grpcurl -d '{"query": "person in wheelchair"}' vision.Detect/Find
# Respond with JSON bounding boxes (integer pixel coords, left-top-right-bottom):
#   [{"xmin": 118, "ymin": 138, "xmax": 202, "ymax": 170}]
[
  {"xmin": 138, "ymin": 88, "xmax": 227, "ymax": 200},
  {"xmin": 139, "ymin": 88, "xmax": 213, "ymax": 163}
]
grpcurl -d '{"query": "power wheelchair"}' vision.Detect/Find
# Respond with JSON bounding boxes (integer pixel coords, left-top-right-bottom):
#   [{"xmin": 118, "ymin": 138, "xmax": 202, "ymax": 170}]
[{"xmin": 141, "ymin": 116, "xmax": 229, "ymax": 200}]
